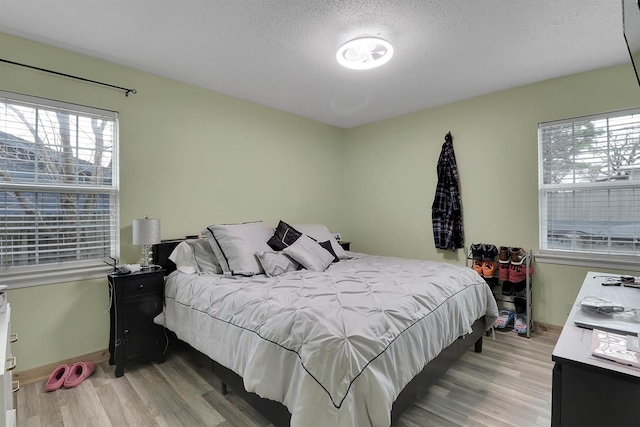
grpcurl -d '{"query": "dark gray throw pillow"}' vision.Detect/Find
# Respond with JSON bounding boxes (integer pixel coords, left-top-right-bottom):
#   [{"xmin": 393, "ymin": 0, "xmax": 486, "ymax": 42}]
[
  {"xmin": 267, "ymin": 220, "xmax": 302, "ymax": 251},
  {"xmin": 319, "ymin": 240, "xmax": 340, "ymax": 263}
]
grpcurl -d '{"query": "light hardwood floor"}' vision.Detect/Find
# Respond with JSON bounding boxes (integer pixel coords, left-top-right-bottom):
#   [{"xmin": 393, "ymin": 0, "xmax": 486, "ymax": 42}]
[{"xmin": 16, "ymin": 328, "xmax": 558, "ymax": 427}]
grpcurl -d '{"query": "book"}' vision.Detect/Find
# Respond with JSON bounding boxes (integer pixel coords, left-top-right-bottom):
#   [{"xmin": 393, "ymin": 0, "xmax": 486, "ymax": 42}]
[{"xmin": 591, "ymin": 329, "xmax": 640, "ymax": 369}]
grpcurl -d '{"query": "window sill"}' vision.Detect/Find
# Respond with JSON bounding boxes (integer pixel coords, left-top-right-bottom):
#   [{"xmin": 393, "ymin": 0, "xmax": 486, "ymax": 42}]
[
  {"xmin": 1, "ymin": 262, "xmax": 111, "ymax": 288},
  {"xmin": 534, "ymin": 252, "xmax": 640, "ymax": 271}
]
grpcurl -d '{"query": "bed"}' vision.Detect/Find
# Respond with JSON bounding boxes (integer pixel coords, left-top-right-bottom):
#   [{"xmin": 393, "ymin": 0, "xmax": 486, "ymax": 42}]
[{"xmin": 152, "ymin": 222, "xmax": 498, "ymax": 427}]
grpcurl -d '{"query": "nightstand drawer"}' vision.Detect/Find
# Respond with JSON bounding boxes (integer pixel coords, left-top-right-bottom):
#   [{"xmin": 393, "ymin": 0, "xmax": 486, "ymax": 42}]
[{"xmin": 121, "ymin": 276, "xmax": 161, "ymax": 299}]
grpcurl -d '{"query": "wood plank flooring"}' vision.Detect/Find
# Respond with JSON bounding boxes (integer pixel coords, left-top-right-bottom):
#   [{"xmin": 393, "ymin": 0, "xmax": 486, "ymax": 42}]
[{"xmin": 16, "ymin": 328, "xmax": 558, "ymax": 427}]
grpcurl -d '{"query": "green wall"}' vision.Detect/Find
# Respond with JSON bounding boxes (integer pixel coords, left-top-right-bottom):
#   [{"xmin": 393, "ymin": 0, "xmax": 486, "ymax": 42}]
[
  {"xmin": 343, "ymin": 64, "xmax": 640, "ymax": 327},
  {"xmin": 1, "ymin": 32, "xmax": 345, "ymax": 371},
  {"xmin": 2, "ymin": 30, "xmax": 640, "ymax": 373}
]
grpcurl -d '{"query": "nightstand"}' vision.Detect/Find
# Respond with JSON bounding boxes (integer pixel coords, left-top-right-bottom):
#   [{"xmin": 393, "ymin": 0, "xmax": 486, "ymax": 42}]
[
  {"xmin": 108, "ymin": 268, "xmax": 166, "ymax": 377},
  {"xmin": 338, "ymin": 241, "xmax": 351, "ymax": 251}
]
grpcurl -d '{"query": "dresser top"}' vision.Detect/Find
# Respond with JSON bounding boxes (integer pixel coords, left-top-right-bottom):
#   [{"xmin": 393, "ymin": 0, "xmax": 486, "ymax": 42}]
[{"xmin": 553, "ymin": 271, "xmax": 640, "ymax": 378}]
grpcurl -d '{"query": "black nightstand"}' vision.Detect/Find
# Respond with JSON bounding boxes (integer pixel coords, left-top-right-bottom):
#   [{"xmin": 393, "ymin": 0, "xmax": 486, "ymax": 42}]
[
  {"xmin": 338, "ymin": 241, "xmax": 351, "ymax": 251},
  {"xmin": 108, "ymin": 268, "xmax": 166, "ymax": 377}
]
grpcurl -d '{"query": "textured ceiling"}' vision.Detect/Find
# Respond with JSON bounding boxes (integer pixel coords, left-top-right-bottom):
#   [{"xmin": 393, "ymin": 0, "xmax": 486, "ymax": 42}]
[{"xmin": 0, "ymin": 0, "xmax": 630, "ymax": 128}]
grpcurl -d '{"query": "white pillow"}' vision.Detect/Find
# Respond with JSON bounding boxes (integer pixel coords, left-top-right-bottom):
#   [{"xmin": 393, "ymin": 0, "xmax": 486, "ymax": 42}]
[
  {"xmin": 255, "ymin": 251, "xmax": 299, "ymax": 277},
  {"xmin": 168, "ymin": 241, "xmax": 199, "ymax": 274},
  {"xmin": 205, "ymin": 221, "xmax": 273, "ymax": 276},
  {"xmin": 202, "ymin": 227, "xmax": 231, "ymax": 274},
  {"xmin": 293, "ymin": 224, "xmax": 347, "ymax": 259},
  {"xmin": 283, "ymin": 234, "xmax": 334, "ymax": 272},
  {"xmin": 186, "ymin": 238, "xmax": 222, "ymax": 274}
]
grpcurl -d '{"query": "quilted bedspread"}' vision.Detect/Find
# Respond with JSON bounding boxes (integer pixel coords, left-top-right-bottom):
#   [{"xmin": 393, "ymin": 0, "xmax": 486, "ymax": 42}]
[{"xmin": 156, "ymin": 253, "xmax": 498, "ymax": 427}]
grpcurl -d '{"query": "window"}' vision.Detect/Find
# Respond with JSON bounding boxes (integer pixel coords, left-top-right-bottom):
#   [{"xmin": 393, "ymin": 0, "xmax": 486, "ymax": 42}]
[
  {"xmin": 538, "ymin": 108, "xmax": 640, "ymax": 266},
  {"xmin": 0, "ymin": 91, "xmax": 119, "ymax": 287}
]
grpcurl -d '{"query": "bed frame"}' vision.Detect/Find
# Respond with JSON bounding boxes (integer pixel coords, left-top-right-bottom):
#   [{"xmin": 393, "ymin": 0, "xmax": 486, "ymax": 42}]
[{"xmin": 153, "ymin": 239, "xmax": 486, "ymax": 426}]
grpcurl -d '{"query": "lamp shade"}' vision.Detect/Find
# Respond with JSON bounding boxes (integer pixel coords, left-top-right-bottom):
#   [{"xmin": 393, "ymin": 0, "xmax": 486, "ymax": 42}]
[{"xmin": 132, "ymin": 217, "xmax": 161, "ymax": 245}]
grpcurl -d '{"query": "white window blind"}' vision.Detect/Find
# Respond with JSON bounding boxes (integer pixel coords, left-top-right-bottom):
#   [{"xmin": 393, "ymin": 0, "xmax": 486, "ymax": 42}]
[
  {"xmin": 538, "ymin": 108, "xmax": 640, "ymax": 262},
  {"xmin": 0, "ymin": 91, "xmax": 119, "ymax": 287}
]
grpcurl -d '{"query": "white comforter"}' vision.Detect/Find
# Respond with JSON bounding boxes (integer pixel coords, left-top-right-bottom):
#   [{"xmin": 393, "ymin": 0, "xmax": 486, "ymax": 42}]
[{"xmin": 157, "ymin": 253, "xmax": 498, "ymax": 427}]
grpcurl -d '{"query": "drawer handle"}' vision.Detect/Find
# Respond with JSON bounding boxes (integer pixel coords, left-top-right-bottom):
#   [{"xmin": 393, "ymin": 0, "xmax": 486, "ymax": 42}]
[
  {"xmin": 138, "ymin": 284, "xmax": 144, "ymax": 289},
  {"xmin": 11, "ymin": 380, "xmax": 19, "ymax": 393},
  {"xmin": 9, "ymin": 333, "xmax": 17, "ymax": 343},
  {"xmin": 5, "ymin": 356, "xmax": 16, "ymax": 371}
]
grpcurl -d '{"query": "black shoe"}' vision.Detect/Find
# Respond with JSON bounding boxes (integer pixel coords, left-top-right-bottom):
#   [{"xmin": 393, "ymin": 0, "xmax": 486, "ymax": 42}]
[
  {"xmin": 485, "ymin": 276, "xmax": 500, "ymax": 290},
  {"xmin": 514, "ymin": 297, "xmax": 527, "ymax": 315},
  {"xmin": 512, "ymin": 280, "xmax": 527, "ymax": 297},
  {"xmin": 482, "ymin": 244, "xmax": 498, "ymax": 261},
  {"xmin": 501, "ymin": 281, "xmax": 514, "ymax": 296},
  {"xmin": 470, "ymin": 243, "xmax": 484, "ymax": 260}
]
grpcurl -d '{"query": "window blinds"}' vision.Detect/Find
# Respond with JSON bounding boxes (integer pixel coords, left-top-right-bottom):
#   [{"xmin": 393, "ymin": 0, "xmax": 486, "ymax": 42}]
[
  {"xmin": 538, "ymin": 108, "xmax": 640, "ymax": 257},
  {"xmin": 0, "ymin": 91, "xmax": 118, "ymax": 281}
]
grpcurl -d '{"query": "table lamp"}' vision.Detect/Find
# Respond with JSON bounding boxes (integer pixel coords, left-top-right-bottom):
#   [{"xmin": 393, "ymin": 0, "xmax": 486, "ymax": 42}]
[{"xmin": 132, "ymin": 215, "xmax": 161, "ymax": 269}]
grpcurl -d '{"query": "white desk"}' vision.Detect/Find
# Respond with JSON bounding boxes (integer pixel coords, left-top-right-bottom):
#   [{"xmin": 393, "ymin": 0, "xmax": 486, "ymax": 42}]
[{"xmin": 552, "ymin": 272, "xmax": 640, "ymax": 427}]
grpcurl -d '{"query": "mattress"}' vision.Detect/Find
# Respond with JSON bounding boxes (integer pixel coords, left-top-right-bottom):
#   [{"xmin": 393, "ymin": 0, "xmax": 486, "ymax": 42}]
[{"xmin": 156, "ymin": 252, "xmax": 498, "ymax": 427}]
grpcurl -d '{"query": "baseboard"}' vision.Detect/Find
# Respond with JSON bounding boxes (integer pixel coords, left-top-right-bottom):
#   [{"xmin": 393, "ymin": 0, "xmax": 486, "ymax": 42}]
[
  {"xmin": 14, "ymin": 348, "xmax": 110, "ymax": 386},
  {"xmin": 533, "ymin": 321, "xmax": 563, "ymax": 335}
]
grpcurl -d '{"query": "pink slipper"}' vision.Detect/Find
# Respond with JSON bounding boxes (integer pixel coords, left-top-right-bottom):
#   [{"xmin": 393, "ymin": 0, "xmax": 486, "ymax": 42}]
[
  {"xmin": 45, "ymin": 364, "xmax": 70, "ymax": 392},
  {"xmin": 63, "ymin": 361, "xmax": 96, "ymax": 388}
]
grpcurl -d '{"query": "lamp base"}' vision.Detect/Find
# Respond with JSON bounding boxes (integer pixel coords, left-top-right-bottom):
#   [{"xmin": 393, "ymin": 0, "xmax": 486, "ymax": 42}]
[{"xmin": 140, "ymin": 244, "xmax": 154, "ymax": 269}]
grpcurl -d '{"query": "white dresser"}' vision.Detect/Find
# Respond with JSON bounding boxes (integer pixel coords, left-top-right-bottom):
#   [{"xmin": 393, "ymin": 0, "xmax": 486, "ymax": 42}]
[{"xmin": 0, "ymin": 305, "xmax": 17, "ymax": 427}]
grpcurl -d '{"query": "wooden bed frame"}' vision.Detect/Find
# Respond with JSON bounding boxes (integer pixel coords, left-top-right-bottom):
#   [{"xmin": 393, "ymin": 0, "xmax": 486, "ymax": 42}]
[{"xmin": 153, "ymin": 239, "xmax": 486, "ymax": 426}]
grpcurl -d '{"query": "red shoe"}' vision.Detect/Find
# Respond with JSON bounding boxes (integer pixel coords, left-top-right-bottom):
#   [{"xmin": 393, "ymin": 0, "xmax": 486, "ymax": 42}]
[
  {"xmin": 508, "ymin": 264, "xmax": 533, "ymax": 283},
  {"xmin": 499, "ymin": 263, "xmax": 510, "ymax": 281},
  {"xmin": 63, "ymin": 361, "xmax": 96, "ymax": 388},
  {"xmin": 482, "ymin": 261, "xmax": 497, "ymax": 278},
  {"xmin": 472, "ymin": 260, "xmax": 484, "ymax": 275},
  {"xmin": 45, "ymin": 364, "xmax": 70, "ymax": 392},
  {"xmin": 508, "ymin": 264, "xmax": 526, "ymax": 283}
]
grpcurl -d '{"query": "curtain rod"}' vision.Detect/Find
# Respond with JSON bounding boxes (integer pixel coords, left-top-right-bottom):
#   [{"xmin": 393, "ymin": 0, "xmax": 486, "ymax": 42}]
[{"xmin": 0, "ymin": 58, "xmax": 137, "ymax": 97}]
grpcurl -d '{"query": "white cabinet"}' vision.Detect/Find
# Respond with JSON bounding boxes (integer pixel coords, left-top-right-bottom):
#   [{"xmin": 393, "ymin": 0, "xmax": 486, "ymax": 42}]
[{"xmin": 0, "ymin": 305, "xmax": 17, "ymax": 427}]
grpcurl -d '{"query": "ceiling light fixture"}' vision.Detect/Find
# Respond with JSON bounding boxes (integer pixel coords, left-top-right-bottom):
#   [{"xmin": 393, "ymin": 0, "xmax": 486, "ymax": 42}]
[{"xmin": 336, "ymin": 36, "xmax": 394, "ymax": 70}]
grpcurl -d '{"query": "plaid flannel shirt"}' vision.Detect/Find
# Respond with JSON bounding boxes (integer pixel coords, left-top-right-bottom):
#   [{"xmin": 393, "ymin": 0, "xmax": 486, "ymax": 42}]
[{"xmin": 431, "ymin": 134, "xmax": 464, "ymax": 250}]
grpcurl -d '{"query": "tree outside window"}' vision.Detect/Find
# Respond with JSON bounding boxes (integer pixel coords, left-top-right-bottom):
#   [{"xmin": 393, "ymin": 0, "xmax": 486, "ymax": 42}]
[
  {"xmin": 539, "ymin": 109, "xmax": 640, "ymax": 257},
  {"xmin": 0, "ymin": 92, "xmax": 118, "ymax": 286}
]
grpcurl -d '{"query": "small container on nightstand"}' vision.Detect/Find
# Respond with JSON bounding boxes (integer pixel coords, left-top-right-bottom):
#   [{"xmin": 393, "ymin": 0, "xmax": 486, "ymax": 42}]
[
  {"xmin": 108, "ymin": 268, "xmax": 166, "ymax": 377},
  {"xmin": 338, "ymin": 241, "xmax": 351, "ymax": 251}
]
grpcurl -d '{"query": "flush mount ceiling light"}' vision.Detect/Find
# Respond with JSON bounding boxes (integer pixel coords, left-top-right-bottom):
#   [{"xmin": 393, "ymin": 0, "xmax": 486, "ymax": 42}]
[{"xmin": 336, "ymin": 36, "xmax": 394, "ymax": 70}]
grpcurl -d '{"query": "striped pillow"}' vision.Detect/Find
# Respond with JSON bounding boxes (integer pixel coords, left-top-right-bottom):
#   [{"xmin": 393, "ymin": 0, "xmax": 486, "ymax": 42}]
[
  {"xmin": 283, "ymin": 234, "xmax": 334, "ymax": 272},
  {"xmin": 256, "ymin": 251, "xmax": 299, "ymax": 277}
]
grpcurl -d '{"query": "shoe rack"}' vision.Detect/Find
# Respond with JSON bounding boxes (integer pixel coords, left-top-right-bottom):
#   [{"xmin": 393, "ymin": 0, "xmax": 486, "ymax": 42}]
[{"xmin": 466, "ymin": 246, "xmax": 533, "ymax": 338}]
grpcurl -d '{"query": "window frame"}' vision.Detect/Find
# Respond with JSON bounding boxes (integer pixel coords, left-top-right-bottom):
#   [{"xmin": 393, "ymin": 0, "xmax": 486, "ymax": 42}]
[
  {"xmin": 537, "ymin": 107, "xmax": 640, "ymax": 270},
  {"xmin": 0, "ymin": 91, "xmax": 119, "ymax": 288}
]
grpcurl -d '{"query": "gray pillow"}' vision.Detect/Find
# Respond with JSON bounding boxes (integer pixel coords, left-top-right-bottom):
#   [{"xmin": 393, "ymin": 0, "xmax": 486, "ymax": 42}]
[
  {"xmin": 293, "ymin": 224, "xmax": 347, "ymax": 259},
  {"xmin": 186, "ymin": 238, "xmax": 222, "ymax": 274},
  {"xmin": 256, "ymin": 251, "xmax": 299, "ymax": 277},
  {"xmin": 204, "ymin": 221, "xmax": 272, "ymax": 276},
  {"xmin": 283, "ymin": 234, "xmax": 334, "ymax": 272},
  {"xmin": 202, "ymin": 226, "xmax": 231, "ymax": 274}
]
